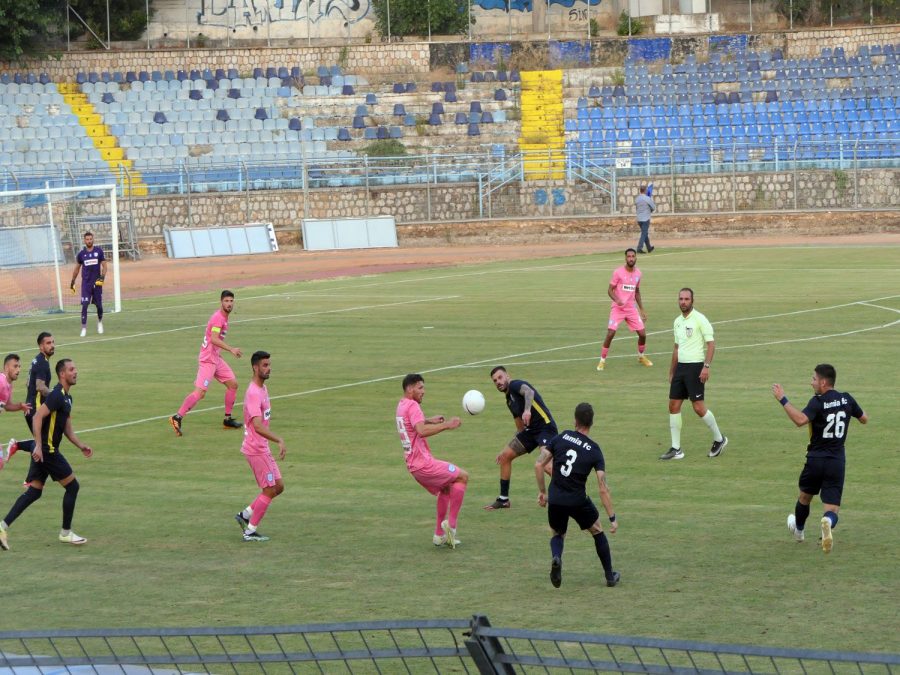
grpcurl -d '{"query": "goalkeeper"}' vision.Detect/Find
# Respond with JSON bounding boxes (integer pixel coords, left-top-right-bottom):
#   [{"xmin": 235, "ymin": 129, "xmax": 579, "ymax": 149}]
[{"xmin": 69, "ymin": 231, "xmax": 107, "ymax": 337}]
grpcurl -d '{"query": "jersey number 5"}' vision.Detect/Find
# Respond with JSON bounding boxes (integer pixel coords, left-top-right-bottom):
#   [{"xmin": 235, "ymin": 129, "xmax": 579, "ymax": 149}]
[
  {"xmin": 823, "ymin": 411, "xmax": 846, "ymax": 439},
  {"xmin": 560, "ymin": 449, "xmax": 577, "ymax": 477}
]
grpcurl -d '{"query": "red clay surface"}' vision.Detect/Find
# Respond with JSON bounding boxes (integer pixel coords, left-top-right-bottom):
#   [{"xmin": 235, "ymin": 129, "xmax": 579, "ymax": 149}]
[{"xmin": 121, "ymin": 232, "xmax": 900, "ymax": 299}]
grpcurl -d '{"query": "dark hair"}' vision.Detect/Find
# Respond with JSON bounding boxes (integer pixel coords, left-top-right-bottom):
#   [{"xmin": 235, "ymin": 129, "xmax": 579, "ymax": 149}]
[
  {"xmin": 574, "ymin": 402, "xmax": 594, "ymax": 428},
  {"xmin": 490, "ymin": 365, "xmax": 507, "ymax": 377},
  {"xmin": 251, "ymin": 351, "xmax": 271, "ymax": 367},
  {"xmin": 402, "ymin": 373, "xmax": 424, "ymax": 390},
  {"xmin": 679, "ymin": 287, "xmax": 694, "ymax": 300},
  {"xmin": 639, "ymin": 185, "xmax": 647, "ymax": 194},
  {"xmin": 37, "ymin": 331, "xmax": 52, "ymax": 346},
  {"xmin": 814, "ymin": 363, "xmax": 836, "ymax": 386},
  {"xmin": 83, "ymin": 231, "xmax": 93, "ymax": 238},
  {"xmin": 4, "ymin": 354, "xmax": 20, "ymax": 366},
  {"xmin": 221, "ymin": 290, "xmax": 235, "ymax": 300},
  {"xmin": 55, "ymin": 358, "xmax": 72, "ymax": 377},
  {"xmin": 625, "ymin": 247, "xmax": 637, "ymax": 256}
]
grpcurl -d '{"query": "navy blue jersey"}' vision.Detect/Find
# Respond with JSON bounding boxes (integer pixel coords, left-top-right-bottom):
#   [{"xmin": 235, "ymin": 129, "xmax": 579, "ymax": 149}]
[
  {"xmin": 26, "ymin": 353, "xmax": 52, "ymax": 411},
  {"xmin": 505, "ymin": 379, "xmax": 556, "ymax": 432},
  {"xmin": 802, "ymin": 389, "xmax": 864, "ymax": 458},
  {"xmin": 547, "ymin": 430, "xmax": 605, "ymax": 506},
  {"xmin": 40, "ymin": 384, "xmax": 73, "ymax": 453}
]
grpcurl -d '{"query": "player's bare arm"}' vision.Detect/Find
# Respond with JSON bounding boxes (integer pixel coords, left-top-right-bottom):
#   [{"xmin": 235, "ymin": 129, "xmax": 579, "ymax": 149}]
[
  {"xmin": 425, "ymin": 415, "xmax": 445, "ymax": 424},
  {"xmin": 635, "ymin": 287, "xmax": 647, "ymax": 319},
  {"xmin": 669, "ymin": 344, "xmax": 679, "ymax": 382},
  {"xmin": 596, "ymin": 471, "xmax": 618, "ymax": 534},
  {"xmin": 534, "ymin": 448, "xmax": 553, "ymax": 506},
  {"xmin": 210, "ymin": 333, "xmax": 242, "ymax": 358},
  {"xmin": 519, "ymin": 383, "xmax": 535, "ymax": 426},
  {"xmin": 700, "ymin": 341, "xmax": 715, "ymax": 383},
  {"xmin": 414, "ymin": 417, "xmax": 460, "ymax": 439},
  {"xmin": 4, "ymin": 399, "xmax": 31, "ymax": 414},
  {"xmin": 607, "ymin": 282, "xmax": 622, "ymax": 306},
  {"xmin": 69, "ymin": 261, "xmax": 82, "ymax": 291},
  {"xmin": 252, "ymin": 416, "xmax": 286, "ymax": 459},
  {"xmin": 771, "ymin": 384, "xmax": 811, "ymax": 427},
  {"xmin": 30, "ymin": 403, "xmax": 51, "ymax": 462},
  {"xmin": 64, "ymin": 417, "xmax": 93, "ymax": 458}
]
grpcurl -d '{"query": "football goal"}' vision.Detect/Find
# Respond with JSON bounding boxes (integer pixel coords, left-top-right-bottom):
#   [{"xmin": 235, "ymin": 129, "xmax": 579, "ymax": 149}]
[{"xmin": 0, "ymin": 183, "xmax": 121, "ymax": 318}]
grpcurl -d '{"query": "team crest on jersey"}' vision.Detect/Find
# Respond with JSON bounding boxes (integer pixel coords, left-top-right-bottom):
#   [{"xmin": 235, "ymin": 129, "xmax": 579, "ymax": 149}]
[
  {"xmin": 203, "ymin": 379, "xmax": 210, "ymax": 387},
  {"xmin": 264, "ymin": 408, "xmax": 271, "ymax": 420}
]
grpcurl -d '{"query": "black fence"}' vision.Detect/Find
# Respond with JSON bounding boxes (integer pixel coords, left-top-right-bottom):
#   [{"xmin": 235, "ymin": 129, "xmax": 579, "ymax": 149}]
[{"xmin": 1, "ymin": 616, "xmax": 898, "ymax": 674}]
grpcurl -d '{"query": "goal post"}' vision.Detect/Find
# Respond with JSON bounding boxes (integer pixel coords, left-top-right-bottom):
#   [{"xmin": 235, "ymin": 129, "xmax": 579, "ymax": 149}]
[{"xmin": 0, "ymin": 183, "xmax": 120, "ymax": 318}]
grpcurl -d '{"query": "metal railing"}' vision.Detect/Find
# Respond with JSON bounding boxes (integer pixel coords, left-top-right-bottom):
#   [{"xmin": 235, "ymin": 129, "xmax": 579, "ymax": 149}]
[{"xmin": 2, "ymin": 617, "xmax": 898, "ymax": 674}]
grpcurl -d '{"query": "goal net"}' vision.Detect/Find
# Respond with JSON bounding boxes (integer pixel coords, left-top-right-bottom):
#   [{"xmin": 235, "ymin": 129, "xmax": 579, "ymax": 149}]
[{"xmin": 0, "ymin": 183, "xmax": 120, "ymax": 318}]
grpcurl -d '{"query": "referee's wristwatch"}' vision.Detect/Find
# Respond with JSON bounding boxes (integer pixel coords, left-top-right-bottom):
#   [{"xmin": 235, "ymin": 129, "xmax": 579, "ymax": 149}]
[{"xmin": 703, "ymin": 363, "xmax": 711, "ymax": 368}]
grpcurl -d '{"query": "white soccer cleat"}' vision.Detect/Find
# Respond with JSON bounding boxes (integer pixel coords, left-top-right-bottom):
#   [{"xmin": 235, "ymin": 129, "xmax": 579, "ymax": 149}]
[
  {"xmin": 441, "ymin": 519, "xmax": 460, "ymax": 549},
  {"xmin": 787, "ymin": 514, "xmax": 804, "ymax": 542},
  {"xmin": 97, "ymin": 322, "xmax": 104, "ymax": 334},
  {"xmin": 79, "ymin": 327, "xmax": 87, "ymax": 338},
  {"xmin": 821, "ymin": 516, "xmax": 833, "ymax": 554},
  {"xmin": 59, "ymin": 531, "xmax": 87, "ymax": 545},
  {"xmin": 432, "ymin": 533, "xmax": 447, "ymax": 546}
]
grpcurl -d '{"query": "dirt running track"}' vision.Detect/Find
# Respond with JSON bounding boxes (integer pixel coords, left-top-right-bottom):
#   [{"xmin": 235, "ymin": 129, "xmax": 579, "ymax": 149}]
[{"xmin": 124, "ymin": 218, "xmax": 900, "ymax": 298}]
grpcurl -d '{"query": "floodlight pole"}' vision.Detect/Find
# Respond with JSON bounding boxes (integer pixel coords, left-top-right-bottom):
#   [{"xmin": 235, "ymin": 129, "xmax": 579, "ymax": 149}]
[
  {"xmin": 107, "ymin": 0, "xmax": 111, "ymax": 48},
  {"xmin": 146, "ymin": 0, "xmax": 150, "ymax": 49}
]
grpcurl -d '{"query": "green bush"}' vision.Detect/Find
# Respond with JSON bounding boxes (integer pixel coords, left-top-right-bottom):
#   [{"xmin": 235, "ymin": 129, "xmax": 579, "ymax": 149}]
[
  {"xmin": 616, "ymin": 11, "xmax": 643, "ymax": 35},
  {"xmin": 361, "ymin": 139, "xmax": 408, "ymax": 157}
]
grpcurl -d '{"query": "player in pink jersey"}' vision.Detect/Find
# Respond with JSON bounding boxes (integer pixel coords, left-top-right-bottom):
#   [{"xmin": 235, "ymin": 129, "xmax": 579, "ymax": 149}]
[
  {"xmin": 234, "ymin": 351, "xmax": 286, "ymax": 542},
  {"xmin": 396, "ymin": 373, "xmax": 469, "ymax": 548},
  {"xmin": 170, "ymin": 290, "xmax": 243, "ymax": 436},
  {"xmin": 0, "ymin": 354, "xmax": 33, "ymax": 470},
  {"xmin": 597, "ymin": 248, "xmax": 653, "ymax": 371}
]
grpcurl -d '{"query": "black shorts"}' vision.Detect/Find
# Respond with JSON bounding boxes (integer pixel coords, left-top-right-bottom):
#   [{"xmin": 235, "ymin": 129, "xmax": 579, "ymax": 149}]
[
  {"xmin": 510, "ymin": 426, "xmax": 558, "ymax": 456},
  {"xmin": 548, "ymin": 499, "xmax": 600, "ymax": 534},
  {"xmin": 23, "ymin": 413, "xmax": 34, "ymax": 435},
  {"xmin": 26, "ymin": 450, "xmax": 74, "ymax": 485},
  {"xmin": 669, "ymin": 362, "xmax": 705, "ymax": 401},
  {"xmin": 798, "ymin": 455, "xmax": 845, "ymax": 506}
]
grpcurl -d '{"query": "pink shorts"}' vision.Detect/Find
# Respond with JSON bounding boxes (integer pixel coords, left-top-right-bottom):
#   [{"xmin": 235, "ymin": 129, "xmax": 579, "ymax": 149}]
[
  {"xmin": 194, "ymin": 358, "xmax": 235, "ymax": 390},
  {"xmin": 409, "ymin": 458, "xmax": 460, "ymax": 495},
  {"xmin": 244, "ymin": 452, "xmax": 282, "ymax": 488},
  {"xmin": 608, "ymin": 305, "xmax": 644, "ymax": 332}
]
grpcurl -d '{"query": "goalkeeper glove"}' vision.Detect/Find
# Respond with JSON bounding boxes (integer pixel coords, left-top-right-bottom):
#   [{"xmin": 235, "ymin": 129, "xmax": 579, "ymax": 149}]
[
  {"xmin": 70, "ymin": 283, "xmax": 76, "ymax": 294},
  {"xmin": 95, "ymin": 275, "xmax": 105, "ymax": 288}
]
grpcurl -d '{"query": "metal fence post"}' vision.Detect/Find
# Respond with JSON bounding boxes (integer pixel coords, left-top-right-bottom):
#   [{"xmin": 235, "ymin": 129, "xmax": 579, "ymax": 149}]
[
  {"xmin": 853, "ymin": 139, "xmax": 860, "ymax": 208},
  {"xmin": 731, "ymin": 142, "xmax": 737, "ymax": 212},
  {"xmin": 426, "ymin": 151, "xmax": 432, "ymax": 221},
  {"xmin": 670, "ymin": 143, "xmax": 675, "ymax": 213},
  {"xmin": 465, "ymin": 615, "xmax": 517, "ymax": 674},
  {"xmin": 364, "ymin": 155, "xmax": 370, "ymax": 218},
  {"xmin": 792, "ymin": 141, "xmax": 798, "ymax": 210}
]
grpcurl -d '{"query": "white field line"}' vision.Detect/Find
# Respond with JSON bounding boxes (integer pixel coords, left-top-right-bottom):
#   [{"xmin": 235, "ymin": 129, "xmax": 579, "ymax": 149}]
[
  {"xmin": 75, "ymin": 298, "xmax": 900, "ymax": 435},
  {"xmin": 9, "ymin": 296, "xmax": 459, "ymax": 354}
]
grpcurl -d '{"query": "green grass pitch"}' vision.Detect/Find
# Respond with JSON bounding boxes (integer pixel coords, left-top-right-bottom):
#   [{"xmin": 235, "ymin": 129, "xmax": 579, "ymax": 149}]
[{"xmin": 1, "ymin": 244, "xmax": 898, "ymax": 653}]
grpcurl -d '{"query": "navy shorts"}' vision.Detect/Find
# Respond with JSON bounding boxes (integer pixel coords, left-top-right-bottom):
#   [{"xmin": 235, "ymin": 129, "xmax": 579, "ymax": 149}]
[
  {"xmin": 798, "ymin": 455, "xmax": 845, "ymax": 506},
  {"xmin": 510, "ymin": 426, "xmax": 558, "ymax": 456},
  {"xmin": 669, "ymin": 362, "xmax": 705, "ymax": 401},
  {"xmin": 548, "ymin": 499, "xmax": 600, "ymax": 534},
  {"xmin": 26, "ymin": 450, "xmax": 74, "ymax": 484}
]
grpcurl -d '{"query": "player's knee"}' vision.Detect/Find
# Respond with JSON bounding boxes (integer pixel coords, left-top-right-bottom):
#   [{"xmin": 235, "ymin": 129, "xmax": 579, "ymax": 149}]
[
  {"xmin": 23, "ymin": 486, "xmax": 43, "ymax": 504},
  {"xmin": 456, "ymin": 469, "xmax": 469, "ymax": 483},
  {"xmin": 64, "ymin": 478, "xmax": 80, "ymax": 496},
  {"xmin": 274, "ymin": 482, "xmax": 285, "ymax": 496},
  {"xmin": 195, "ymin": 388, "xmax": 207, "ymax": 399},
  {"xmin": 226, "ymin": 380, "xmax": 239, "ymax": 390}
]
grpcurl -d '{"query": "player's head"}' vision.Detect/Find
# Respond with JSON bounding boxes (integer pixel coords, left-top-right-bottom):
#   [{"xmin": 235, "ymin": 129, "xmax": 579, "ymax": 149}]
[
  {"xmin": 812, "ymin": 364, "xmax": 836, "ymax": 393},
  {"xmin": 402, "ymin": 373, "xmax": 425, "ymax": 401},
  {"xmin": 3, "ymin": 354, "xmax": 21, "ymax": 381},
  {"xmin": 490, "ymin": 366, "xmax": 511, "ymax": 392},
  {"xmin": 625, "ymin": 248, "xmax": 637, "ymax": 268},
  {"xmin": 251, "ymin": 351, "xmax": 271, "ymax": 381},
  {"xmin": 36, "ymin": 332, "xmax": 55, "ymax": 356},
  {"xmin": 678, "ymin": 287, "xmax": 694, "ymax": 314},
  {"xmin": 220, "ymin": 290, "xmax": 235, "ymax": 313},
  {"xmin": 55, "ymin": 358, "xmax": 77, "ymax": 386},
  {"xmin": 83, "ymin": 231, "xmax": 94, "ymax": 247},
  {"xmin": 640, "ymin": 185, "xmax": 647, "ymax": 195},
  {"xmin": 574, "ymin": 402, "xmax": 594, "ymax": 430}
]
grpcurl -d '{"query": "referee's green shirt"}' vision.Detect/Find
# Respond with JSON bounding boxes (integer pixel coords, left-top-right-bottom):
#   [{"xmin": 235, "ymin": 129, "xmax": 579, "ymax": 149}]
[{"xmin": 673, "ymin": 310, "xmax": 714, "ymax": 363}]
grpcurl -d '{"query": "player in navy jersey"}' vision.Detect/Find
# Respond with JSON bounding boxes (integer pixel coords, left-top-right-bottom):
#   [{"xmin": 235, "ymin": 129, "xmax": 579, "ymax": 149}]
[
  {"xmin": 70, "ymin": 231, "xmax": 107, "ymax": 337},
  {"xmin": 6, "ymin": 332, "xmax": 56, "ymax": 469},
  {"xmin": 536, "ymin": 403, "xmax": 619, "ymax": 588},
  {"xmin": 0, "ymin": 358, "xmax": 94, "ymax": 551},
  {"xmin": 485, "ymin": 366, "xmax": 558, "ymax": 510},
  {"xmin": 773, "ymin": 364, "xmax": 867, "ymax": 554}
]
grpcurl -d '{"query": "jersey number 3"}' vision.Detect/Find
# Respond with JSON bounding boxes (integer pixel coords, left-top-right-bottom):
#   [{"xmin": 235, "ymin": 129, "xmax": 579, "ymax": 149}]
[
  {"xmin": 560, "ymin": 449, "xmax": 577, "ymax": 477},
  {"xmin": 823, "ymin": 411, "xmax": 846, "ymax": 439}
]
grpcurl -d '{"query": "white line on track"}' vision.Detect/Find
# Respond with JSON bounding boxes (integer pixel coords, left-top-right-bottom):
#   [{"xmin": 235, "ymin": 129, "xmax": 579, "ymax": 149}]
[{"xmin": 75, "ymin": 297, "xmax": 900, "ymax": 435}]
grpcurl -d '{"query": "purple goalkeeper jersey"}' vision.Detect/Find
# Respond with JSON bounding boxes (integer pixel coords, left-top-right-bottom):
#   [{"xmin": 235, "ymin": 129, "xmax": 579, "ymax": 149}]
[{"xmin": 76, "ymin": 246, "xmax": 105, "ymax": 292}]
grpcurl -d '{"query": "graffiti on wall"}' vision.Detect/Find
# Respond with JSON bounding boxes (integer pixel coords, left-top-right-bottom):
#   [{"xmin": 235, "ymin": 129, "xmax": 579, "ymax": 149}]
[
  {"xmin": 473, "ymin": 0, "xmax": 598, "ymax": 11},
  {"xmin": 198, "ymin": 0, "xmax": 369, "ymax": 27}
]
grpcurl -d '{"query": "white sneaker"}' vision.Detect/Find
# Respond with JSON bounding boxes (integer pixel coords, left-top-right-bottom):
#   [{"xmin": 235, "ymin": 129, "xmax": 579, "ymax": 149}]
[
  {"xmin": 59, "ymin": 531, "xmax": 87, "ymax": 545},
  {"xmin": 432, "ymin": 533, "xmax": 447, "ymax": 546},
  {"xmin": 97, "ymin": 322, "xmax": 104, "ymax": 334},
  {"xmin": 787, "ymin": 514, "xmax": 804, "ymax": 542},
  {"xmin": 79, "ymin": 327, "xmax": 87, "ymax": 337},
  {"xmin": 821, "ymin": 516, "xmax": 833, "ymax": 554},
  {"xmin": 441, "ymin": 519, "xmax": 460, "ymax": 549}
]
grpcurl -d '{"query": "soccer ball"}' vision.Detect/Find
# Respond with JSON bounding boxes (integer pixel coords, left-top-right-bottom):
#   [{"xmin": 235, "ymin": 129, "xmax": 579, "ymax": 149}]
[{"xmin": 462, "ymin": 390, "xmax": 485, "ymax": 415}]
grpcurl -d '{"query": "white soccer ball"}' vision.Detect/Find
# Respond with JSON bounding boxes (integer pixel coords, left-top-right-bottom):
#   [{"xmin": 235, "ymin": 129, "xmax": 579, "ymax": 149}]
[{"xmin": 462, "ymin": 389, "xmax": 486, "ymax": 415}]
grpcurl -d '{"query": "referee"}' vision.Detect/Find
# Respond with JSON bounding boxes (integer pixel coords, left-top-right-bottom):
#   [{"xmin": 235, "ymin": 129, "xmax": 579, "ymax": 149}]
[{"xmin": 660, "ymin": 288, "xmax": 727, "ymax": 460}]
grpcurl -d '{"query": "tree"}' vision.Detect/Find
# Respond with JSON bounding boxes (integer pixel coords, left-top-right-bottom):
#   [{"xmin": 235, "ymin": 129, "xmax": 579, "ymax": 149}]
[
  {"xmin": 0, "ymin": 0, "xmax": 63, "ymax": 61},
  {"xmin": 67, "ymin": 0, "xmax": 152, "ymax": 45},
  {"xmin": 370, "ymin": 0, "xmax": 469, "ymax": 37}
]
